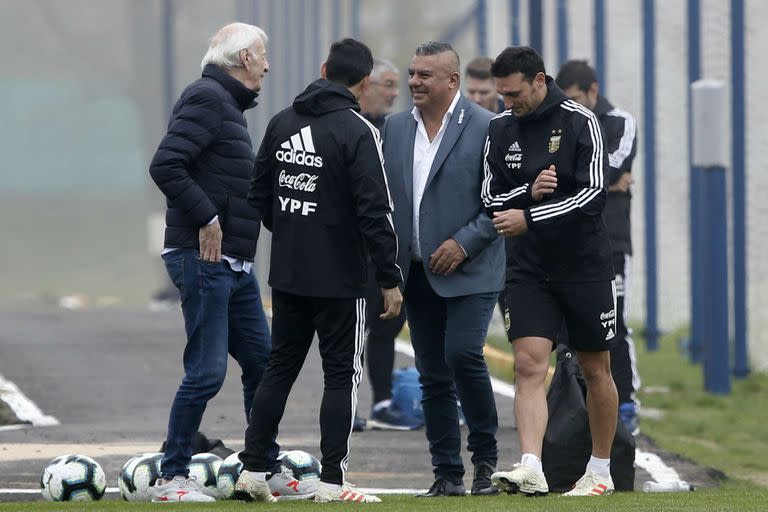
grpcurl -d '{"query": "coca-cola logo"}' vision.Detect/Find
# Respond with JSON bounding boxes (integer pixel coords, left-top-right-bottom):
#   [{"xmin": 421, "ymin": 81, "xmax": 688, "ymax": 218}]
[{"xmin": 278, "ymin": 170, "xmax": 318, "ymax": 192}]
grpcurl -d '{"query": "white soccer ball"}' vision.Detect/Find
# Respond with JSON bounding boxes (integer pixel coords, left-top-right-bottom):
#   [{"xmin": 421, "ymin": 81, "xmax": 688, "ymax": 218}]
[
  {"xmin": 188, "ymin": 452, "xmax": 223, "ymax": 498},
  {"xmin": 216, "ymin": 452, "xmax": 243, "ymax": 500},
  {"xmin": 278, "ymin": 450, "xmax": 322, "ymax": 482},
  {"xmin": 117, "ymin": 452, "xmax": 163, "ymax": 501},
  {"xmin": 40, "ymin": 454, "xmax": 106, "ymax": 501}
]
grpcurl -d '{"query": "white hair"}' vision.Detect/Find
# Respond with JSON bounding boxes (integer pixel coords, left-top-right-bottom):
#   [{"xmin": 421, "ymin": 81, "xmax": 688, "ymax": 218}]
[
  {"xmin": 371, "ymin": 58, "xmax": 398, "ymax": 81},
  {"xmin": 200, "ymin": 22, "xmax": 268, "ymax": 70}
]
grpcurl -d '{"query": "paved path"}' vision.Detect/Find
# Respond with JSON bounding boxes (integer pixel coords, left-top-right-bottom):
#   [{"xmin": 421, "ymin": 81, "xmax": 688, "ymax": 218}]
[{"xmin": 0, "ymin": 306, "xmax": 659, "ymax": 501}]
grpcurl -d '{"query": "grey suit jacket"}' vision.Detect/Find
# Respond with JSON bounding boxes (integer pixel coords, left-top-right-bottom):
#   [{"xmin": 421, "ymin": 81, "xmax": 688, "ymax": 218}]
[{"xmin": 382, "ymin": 94, "xmax": 505, "ymax": 298}]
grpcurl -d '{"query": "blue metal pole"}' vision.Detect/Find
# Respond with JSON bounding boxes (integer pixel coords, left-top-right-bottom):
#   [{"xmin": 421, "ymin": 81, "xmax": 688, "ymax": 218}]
[
  {"xmin": 510, "ymin": 0, "xmax": 520, "ymax": 46},
  {"xmin": 351, "ymin": 0, "xmax": 361, "ymax": 39},
  {"xmin": 528, "ymin": 0, "xmax": 543, "ymax": 54},
  {"xmin": 332, "ymin": 0, "xmax": 341, "ymax": 39},
  {"xmin": 312, "ymin": 0, "xmax": 321, "ymax": 80},
  {"xmin": 477, "ymin": 0, "xmax": 488, "ymax": 57},
  {"xmin": 162, "ymin": 0, "xmax": 175, "ymax": 118},
  {"xmin": 687, "ymin": 0, "xmax": 702, "ymax": 363},
  {"xmin": 702, "ymin": 166, "xmax": 731, "ymax": 394},
  {"xmin": 594, "ymin": 0, "xmax": 606, "ymax": 93},
  {"xmin": 267, "ymin": 0, "xmax": 277, "ymax": 117},
  {"xmin": 643, "ymin": 0, "xmax": 659, "ymax": 351},
  {"xmin": 298, "ymin": 0, "xmax": 306, "ymax": 87},
  {"xmin": 731, "ymin": 0, "xmax": 749, "ymax": 378},
  {"xmin": 556, "ymin": 0, "xmax": 568, "ymax": 66}
]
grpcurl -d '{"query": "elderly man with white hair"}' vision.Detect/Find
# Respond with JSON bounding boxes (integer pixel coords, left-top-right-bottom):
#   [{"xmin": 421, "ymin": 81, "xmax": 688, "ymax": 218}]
[{"xmin": 148, "ymin": 22, "xmax": 285, "ymax": 503}]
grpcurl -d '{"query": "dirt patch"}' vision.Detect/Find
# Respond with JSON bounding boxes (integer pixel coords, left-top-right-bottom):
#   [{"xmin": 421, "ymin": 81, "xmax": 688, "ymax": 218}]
[{"xmin": 636, "ymin": 433, "xmax": 727, "ymax": 489}]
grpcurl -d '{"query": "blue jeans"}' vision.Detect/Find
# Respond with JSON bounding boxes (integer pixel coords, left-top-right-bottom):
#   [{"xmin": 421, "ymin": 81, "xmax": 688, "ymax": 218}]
[
  {"xmin": 404, "ymin": 263, "xmax": 499, "ymax": 483},
  {"xmin": 160, "ymin": 249, "xmax": 278, "ymax": 477}
]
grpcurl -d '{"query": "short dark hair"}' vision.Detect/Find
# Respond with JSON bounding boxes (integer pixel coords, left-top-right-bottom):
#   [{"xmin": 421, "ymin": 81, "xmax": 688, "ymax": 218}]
[
  {"xmin": 555, "ymin": 59, "xmax": 597, "ymax": 92},
  {"xmin": 491, "ymin": 46, "xmax": 545, "ymax": 82},
  {"xmin": 414, "ymin": 41, "xmax": 460, "ymax": 70},
  {"xmin": 465, "ymin": 56, "xmax": 494, "ymax": 80},
  {"xmin": 325, "ymin": 38, "xmax": 374, "ymax": 87}
]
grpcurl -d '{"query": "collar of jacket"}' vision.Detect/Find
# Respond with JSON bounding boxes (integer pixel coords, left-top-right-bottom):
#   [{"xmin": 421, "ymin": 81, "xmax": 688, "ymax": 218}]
[
  {"xmin": 593, "ymin": 95, "xmax": 614, "ymax": 117},
  {"xmin": 518, "ymin": 75, "xmax": 567, "ymax": 122},
  {"xmin": 202, "ymin": 64, "xmax": 259, "ymax": 111}
]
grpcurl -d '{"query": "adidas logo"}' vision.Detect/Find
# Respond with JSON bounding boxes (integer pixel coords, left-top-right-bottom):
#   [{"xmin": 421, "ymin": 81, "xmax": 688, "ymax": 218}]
[
  {"xmin": 509, "ymin": 141, "xmax": 521, "ymax": 152},
  {"xmin": 276, "ymin": 125, "xmax": 324, "ymax": 167},
  {"xmin": 605, "ymin": 327, "xmax": 615, "ymax": 341}
]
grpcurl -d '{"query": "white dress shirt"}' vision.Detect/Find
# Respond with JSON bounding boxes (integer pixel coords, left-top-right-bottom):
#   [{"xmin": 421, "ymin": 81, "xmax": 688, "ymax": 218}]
[
  {"xmin": 410, "ymin": 91, "xmax": 461, "ymax": 262},
  {"xmin": 162, "ymin": 215, "xmax": 252, "ymax": 273}
]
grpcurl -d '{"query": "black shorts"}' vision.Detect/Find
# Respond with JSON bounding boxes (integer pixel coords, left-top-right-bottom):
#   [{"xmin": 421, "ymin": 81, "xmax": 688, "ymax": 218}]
[{"xmin": 502, "ymin": 280, "xmax": 617, "ymax": 352}]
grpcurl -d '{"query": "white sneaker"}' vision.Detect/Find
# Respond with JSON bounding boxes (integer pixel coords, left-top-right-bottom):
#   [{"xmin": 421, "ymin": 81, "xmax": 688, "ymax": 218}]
[
  {"xmin": 268, "ymin": 466, "xmax": 319, "ymax": 501},
  {"xmin": 234, "ymin": 470, "xmax": 277, "ymax": 502},
  {"xmin": 562, "ymin": 470, "xmax": 614, "ymax": 496},
  {"xmin": 491, "ymin": 463, "xmax": 549, "ymax": 496},
  {"xmin": 314, "ymin": 481, "xmax": 382, "ymax": 503},
  {"xmin": 150, "ymin": 475, "xmax": 215, "ymax": 503}
]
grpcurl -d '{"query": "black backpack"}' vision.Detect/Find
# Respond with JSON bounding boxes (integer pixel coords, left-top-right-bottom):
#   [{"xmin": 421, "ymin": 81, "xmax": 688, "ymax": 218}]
[{"xmin": 541, "ymin": 346, "xmax": 635, "ymax": 491}]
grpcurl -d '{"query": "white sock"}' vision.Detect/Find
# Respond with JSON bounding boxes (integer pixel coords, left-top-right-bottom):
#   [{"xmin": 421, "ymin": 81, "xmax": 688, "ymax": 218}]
[
  {"xmin": 586, "ymin": 456, "xmax": 611, "ymax": 478},
  {"xmin": 372, "ymin": 399, "xmax": 391, "ymax": 412},
  {"xmin": 521, "ymin": 453, "xmax": 543, "ymax": 474}
]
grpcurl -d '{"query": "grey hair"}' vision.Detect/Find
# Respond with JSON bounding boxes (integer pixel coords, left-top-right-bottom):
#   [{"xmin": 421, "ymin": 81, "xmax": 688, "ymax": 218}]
[
  {"xmin": 414, "ymin": 41, "xmax": 460, "ymax": 70},
  {"xmin": 371, "ymin": 57, "xmax": 398, "ymax": 81},
  {"xmin": 200, "ymin": 22, "xmax": 268, "ymax": 70}
]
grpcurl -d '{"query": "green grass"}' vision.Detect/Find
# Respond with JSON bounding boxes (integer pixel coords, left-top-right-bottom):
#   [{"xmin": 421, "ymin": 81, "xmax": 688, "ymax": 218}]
[
  {"xmin": 5, "ymin": 483, "xmax": 768, "ymax": 511},
  {"xmin": 635, "ymin": 328, "xmax": 768, "ymax": 487}
]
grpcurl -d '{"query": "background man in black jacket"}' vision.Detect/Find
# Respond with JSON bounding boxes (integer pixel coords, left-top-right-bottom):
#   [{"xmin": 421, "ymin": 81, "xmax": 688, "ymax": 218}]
[
  {"xmin": 483, "ymin": 47, "xmax": 618, "ymax": 497},
  {"xmin": 354, "ymin": 57, "xmax": 413, "ymax": 432},
  {"xmin": 556, "ymin": 60, "xmax": 641, "ymax": 436},
  {"xmin": 147, "ymin": 22, "xmax": 275, "ymax": 503},
  {"xmin": 236, "ymin": 39, "xmax": 402, "ymax": 504}
]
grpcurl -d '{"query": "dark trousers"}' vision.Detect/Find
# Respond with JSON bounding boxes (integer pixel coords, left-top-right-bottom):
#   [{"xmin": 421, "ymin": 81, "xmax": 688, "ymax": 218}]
[
  {"xmin": 404, "ymin": 263, "xmax": 499, "ymax": 482},
  {"xmin": 160, "ymin": 249, "xmax": 277, "ymax": 477},
  {"xmin": 364, "ymin": 264, "xmax": 406, "ymax": 406},
  {"xmin": 240, "ymin": 290, "xmax": 365, "ymax": 485},
  {"xmin": 610, "ymin": 253, "xmax": 641, "ymax": 405}
]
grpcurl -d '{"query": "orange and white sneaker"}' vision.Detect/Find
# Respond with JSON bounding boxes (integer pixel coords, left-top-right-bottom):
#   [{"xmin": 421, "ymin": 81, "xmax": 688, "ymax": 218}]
[
  {"xmin": 313, "ymin": 481, "xmax": 382, "ymax": 503},
  {"xmin": 562, "ymin": 470, "xmax": 614, "ymax": 497}
]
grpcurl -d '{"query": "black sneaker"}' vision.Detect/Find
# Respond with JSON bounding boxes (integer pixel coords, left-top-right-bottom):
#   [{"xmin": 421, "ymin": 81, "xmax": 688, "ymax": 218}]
[
  {"xmin": 471, "ymin": 462, "xmax": 500, "ymax": 496},
  {"xmin": 415, "ymin": 478, "xmax": 466, "ymax": 497}
]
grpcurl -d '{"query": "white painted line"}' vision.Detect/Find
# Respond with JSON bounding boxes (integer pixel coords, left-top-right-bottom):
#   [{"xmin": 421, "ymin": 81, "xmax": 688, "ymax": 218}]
[
  {"xmin": 357, "ymin": 488, "xmax": 426, "ymax": 495},
  {"xmin": 635, "ymin": 449, "xmax": 681, "ymax": 483},
  {"xmin": 0, "ymin": 424, "xmax": 31, "ymax": 433},
  {"xmin": 0, "ymin": 372, "xmax": 59, "ymax": 427}
]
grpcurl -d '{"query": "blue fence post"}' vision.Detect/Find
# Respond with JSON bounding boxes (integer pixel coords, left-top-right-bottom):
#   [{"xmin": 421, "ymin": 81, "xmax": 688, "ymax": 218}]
[
  {"xmin": 687, "ymin": 0, "xmax": 702, "ymax": 363},
  {"xmin": 691, "ymin": 80, "xmax": 731, "ymax": 395},
  {"xmin": 642, "ymin": 0, "xmax": 659, "ymax": 351},
  {"xmin": 476, "ymin": 0, "xmax": 488, "ymax": 57},
  {"xmin": 731, "ymin": 0, "xmax": 749, "ymax": 378},
  {"xmin": 162, "ymin": 0, "xmax": 175, "ymax": 118},
  {"xmin": 594, "ymin": 0, "xmax": 606, "ymax": 94},
  {"xmin": 556, "ymin": 0, "xmax": 568, "ymax": 66},
  {"xmin": 528, "ymin": 0, "xmax": 543, "ymax": 54},
  {"xmin": 509, "ymin": 0, "xmax": 520, "ymax": 46}
]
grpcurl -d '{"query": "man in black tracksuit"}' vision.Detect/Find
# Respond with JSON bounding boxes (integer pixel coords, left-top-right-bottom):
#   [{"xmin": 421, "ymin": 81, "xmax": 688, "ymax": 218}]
[
  {"xmin": 236, "ymin": 39, "xmax": 402, "ymax": 504},
  {"xmin": 556, "ymin": 60, "xmax": 640, "ymax": 435},
  {"xmin": 482, "ymin": 47, "xmax": 618, "ymax": 497}
]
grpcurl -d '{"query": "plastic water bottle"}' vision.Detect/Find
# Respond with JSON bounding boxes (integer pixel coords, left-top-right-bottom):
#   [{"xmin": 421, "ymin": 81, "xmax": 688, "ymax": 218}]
[{"xmin": 642, "ymin": 480, "xmax": 695, "ymax": 492}]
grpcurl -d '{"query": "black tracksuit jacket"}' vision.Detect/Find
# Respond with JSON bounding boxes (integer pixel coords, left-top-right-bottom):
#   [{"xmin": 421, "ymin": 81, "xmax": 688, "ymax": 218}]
[
  {"xmin": 482, "ymin": 77, "xmax": 613, "ymax": 282},
  {"xmin": 248, "ymin": 79, "xmax": 402, "ymax": 298},
  {"xmin": 594, "ymin": 95, "xmax": 638, "ymax": 256}
]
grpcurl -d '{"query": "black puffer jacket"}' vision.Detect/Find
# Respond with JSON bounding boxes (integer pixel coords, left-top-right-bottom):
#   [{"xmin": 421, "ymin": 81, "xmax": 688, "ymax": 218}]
[{"xmin": 149, "ymin": 64, "xmax": 261, "ymax": 261}]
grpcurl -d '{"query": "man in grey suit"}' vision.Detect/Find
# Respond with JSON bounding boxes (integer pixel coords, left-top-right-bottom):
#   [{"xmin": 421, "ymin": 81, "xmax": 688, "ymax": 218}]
[{"xmin": 381, "ymin": 42, "xmax": 505, "ymax": 497}]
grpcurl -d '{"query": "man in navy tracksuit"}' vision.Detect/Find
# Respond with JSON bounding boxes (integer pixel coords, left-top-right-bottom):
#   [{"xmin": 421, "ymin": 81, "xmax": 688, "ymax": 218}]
[
  {"xmin": 482, "ymin": 47, "xmax": 618, "ymax": 497},
  {"xmin": 236, "ymin": 39, "xmax": 402, "ymax": 504},
  {"xmin": 556, "ymin": 60, "xmax": 641, "ymax": 435}
]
